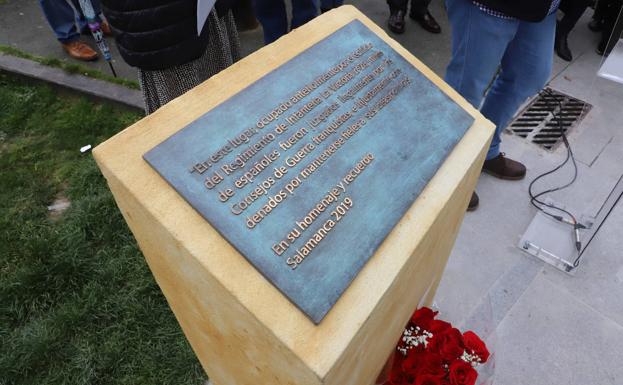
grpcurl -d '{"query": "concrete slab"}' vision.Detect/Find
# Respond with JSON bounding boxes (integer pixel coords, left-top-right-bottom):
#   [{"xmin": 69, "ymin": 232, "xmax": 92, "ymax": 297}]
[
  {"xmin": 590, "ymin": 132, "xmax": 623, "ymax": 182},
  {"xmin": 435, "ymin": 136, "xmax": 547, "ymax": 327},
  {"xmin": 549, "ymin": 52, "xmax": 623, "ymax": 167},
  {"xmin": 495, "ymin": 275, "xmax": 623, "ymax": 385},
  {"xmin": 437, "ymin": 10, "xmax": 623, "ymax": 384},
  {"xmin": 448, "ymin": 255, "xmax": 544, "ymax": 337},
  {"xmin": 541, "ymin": 200, "xmax": 623, "ymax": 327},
  {"xmin": 0, "ymin": 52, "xmax": 143, "ymax": 110}
]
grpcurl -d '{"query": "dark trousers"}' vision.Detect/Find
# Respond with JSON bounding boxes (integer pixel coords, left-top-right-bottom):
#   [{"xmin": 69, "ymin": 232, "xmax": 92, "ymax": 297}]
[
  {"xmin": 387, "ymin": 0, "xmax": 432, "ymax": 17},
  {"xmin": 601, "ymin": 0, "xmax": 623, "ymax": 52},
  {"xmin": 38, "ymin": 0, "xmax": 102, "ymax": 43},
  {"xmin": 253, "ymin": 0, "xmax": 318, "ymax": 44},
  {"xmin": 558, "ymin": 0, "xmax": 591, "ymax": 35},
  {"xmin": 593, "ymin": 0, "xmax": 610, "ymax": 20},
  {"xmin": 320, "ymin": 0, "xmax": 343, "ymax": 9}
]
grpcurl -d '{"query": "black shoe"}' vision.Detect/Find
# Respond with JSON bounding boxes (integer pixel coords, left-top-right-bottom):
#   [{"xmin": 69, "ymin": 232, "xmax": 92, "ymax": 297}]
[
  {"xmin": 467, "ymin": 192, "xmax": 479, "ymax": 211},
  {"xmin": 388, "ymin": 10, "xmax": 406, "ymax": 34},
  {"xmin": 588, "ymin": 18, "xmax": 603, "ymax": 32},
  {"xmin": 596, "ymin": 42, "xmax": 610, "ymax": 56},
  {"xmin": 555, "ymin": 28, "xmax": 572, "ymax": 61},
  {"xmin": 409, "ymin": 11, "xmax": 441, "ymax": 34},
  {"xmin": 597, "ymin": 35, "xmax": 614, "ymax": 56}
]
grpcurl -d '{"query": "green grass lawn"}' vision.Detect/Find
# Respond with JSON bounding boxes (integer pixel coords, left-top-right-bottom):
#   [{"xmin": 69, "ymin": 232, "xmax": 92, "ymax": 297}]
[{"xmin": 0, "ymin": 74, "xmax": 206, "ymax": 385}]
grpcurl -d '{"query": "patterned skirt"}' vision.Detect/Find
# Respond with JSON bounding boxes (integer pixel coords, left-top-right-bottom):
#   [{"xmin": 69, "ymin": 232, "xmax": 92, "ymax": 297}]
[{"xmin": 138, "ymin": 10, "xmax": 241, "ymax": 114}]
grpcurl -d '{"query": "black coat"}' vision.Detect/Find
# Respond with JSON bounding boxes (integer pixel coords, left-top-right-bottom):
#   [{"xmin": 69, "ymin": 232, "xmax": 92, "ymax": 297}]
[
  {"xmin": 101, "ymin": 0, "xmax": 236, "ymax": 70},
  {"xmin": 474, "ymin": 0, "xmax": 552, "ymax": 22}
]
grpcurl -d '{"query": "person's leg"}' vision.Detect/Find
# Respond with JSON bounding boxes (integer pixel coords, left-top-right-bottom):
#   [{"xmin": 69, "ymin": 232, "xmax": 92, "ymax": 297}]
[
  {"xmin": 90, "ymin": 0, "xmax": 102, "ymax": 15},
  {"xmin": 253, "ymin": 0, "xmax": 288, "ymax": 43},
  {"xmin": 69, "ymin": 0, "xmax": 105, "ymax": 32},
  {"xmin": 444, "ymin": 0, "xmax": 518, "ymax": 110},
  {"xmin": 38, "ymin": 0, "xmax": 98, "ymax": 60},
  {"xmin": 387, "ymin": 0, "xmax": 409, "ymax": 13},
  {"xmin": 589, "ymin": 0, "xmax": 609, "ymax": 30},
  {"xmin": 387, "ymin": 0, "xmax": 409, "ymax": 33},
  {"xmin": 593, "ymin": 0, "xmax": 610, "ymax": 21},
  {"xmin": 409, "ymin": 0, "xmax": 441, "ymax": 33},
  {"xmin": 599, "ymin": 0, "xmax": 623, "ymax": 54},
  {"xmin": 556, "ymin": 0, "xmax": 589, "ymax": 60},
  {"xmin": 291, "ymin": 0, "xmax": 318, "ymax": 29},
  {"xmin": 38, "ymin": 0, "xmax": 80, "ymax": 43},
  {"xmin": 320, "ymin": 0, "xmax": 343, "ymax": 11},
  {"xmin": 480, "ymin": 12, "xmax": 556, "ymax": 160},
  {"xmin": 559, "ymin": 0, "xmax": 590, "ymax": 35},
  {"xmin": 445, "ymin": 0, "xmax": 519, "ymax": 208},
  {"xmin": 66, "ymin": 0, "xmax": 86, "ymax": 32},
  {"xmin": 410, "ymin": 0, "xmax": 432, "ymax": 17}
]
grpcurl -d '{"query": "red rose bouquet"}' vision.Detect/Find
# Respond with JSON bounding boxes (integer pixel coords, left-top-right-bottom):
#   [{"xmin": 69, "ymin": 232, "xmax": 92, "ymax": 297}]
[{"xmin": 387, "ymin": 307, "xmax": 490, "ymax": 385}]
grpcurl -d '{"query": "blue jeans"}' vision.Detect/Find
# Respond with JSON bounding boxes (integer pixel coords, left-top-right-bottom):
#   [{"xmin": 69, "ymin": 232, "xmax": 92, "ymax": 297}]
[
  {"xmin": 444, "ymin": 0, "xmax": 556, "ymax": 160},
  {"xmin": 38, "ymin": 0, "xmax": 102, "ymax": 43},
  {"xmin": 254, "ymin": 0, "xmax": 319, "ymax": 44}
]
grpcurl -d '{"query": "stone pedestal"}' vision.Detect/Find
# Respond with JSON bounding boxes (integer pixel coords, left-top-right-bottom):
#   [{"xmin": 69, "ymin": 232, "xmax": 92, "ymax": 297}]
[{"xmin": 93, "ymin": 6, "xmax": 494, "ymax": 385}]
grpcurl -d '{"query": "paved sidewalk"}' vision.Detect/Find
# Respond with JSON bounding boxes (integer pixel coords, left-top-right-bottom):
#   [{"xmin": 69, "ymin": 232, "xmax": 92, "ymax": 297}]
[
  {"xmin": 434, "ymin": 12, "xmax": 623, "ymax": 385},
  {"xmin": 0, "ymin": 0, "xmax": 452, "ymax": 84}
]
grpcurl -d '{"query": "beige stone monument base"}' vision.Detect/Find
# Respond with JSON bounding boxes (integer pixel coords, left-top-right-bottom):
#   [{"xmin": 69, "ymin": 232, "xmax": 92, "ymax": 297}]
[{"xmin": 93, "ymin": 5, "xmax": 494, "ymax": 385}]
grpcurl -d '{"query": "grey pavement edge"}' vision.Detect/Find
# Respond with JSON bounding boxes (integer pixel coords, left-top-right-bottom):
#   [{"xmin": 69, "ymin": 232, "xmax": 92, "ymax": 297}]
[{"xmin": 0, "ymin": 52, "xmax": 143, "ymax": 111}]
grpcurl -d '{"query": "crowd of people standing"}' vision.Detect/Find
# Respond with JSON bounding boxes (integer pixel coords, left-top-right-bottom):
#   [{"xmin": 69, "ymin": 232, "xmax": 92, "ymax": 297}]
[{"xmin": 36, "ymin": 0, "xmax": 622, "ymax": 209}]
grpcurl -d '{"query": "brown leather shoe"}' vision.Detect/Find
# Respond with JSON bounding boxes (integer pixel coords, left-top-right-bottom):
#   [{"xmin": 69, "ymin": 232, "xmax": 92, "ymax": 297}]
[
  {"xmin": 62, "ymin": 41, "xmax": 98, "ymax": 61},
  {"xmin": 388, "ymin": 10, "xmax": 406, "ymax": 34},
  {"xmin": 482, "ymin": 153, "xmax": 526, "ymax": 180},
  {"xmin": 467, "ymin": 191, "xmax": 479, "ymax": 211},
  {"xmin": 409, "ymin": 11, "xmax": 441, "ymax": 34}
]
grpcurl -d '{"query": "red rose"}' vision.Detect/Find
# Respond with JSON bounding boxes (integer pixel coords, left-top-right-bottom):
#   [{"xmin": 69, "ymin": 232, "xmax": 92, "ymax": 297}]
[
  {"xmin": 401, "ymin": 349, "xmax": 426, "ymax": 375},
  {"xmin": 449, "ymin": 360, "xmax": 478, "ymax": 385},
  {"xmin": 415, "ymin": 353, "xmax": 446, "ymax": 379},
  {"xmin": 411, "ymin": 307, "xmax": 438, "ymax": 330},
  {"xmin": 401, "ymin": 353, "xmax": 420, "ymax": 374},
  {"xmin": 428, "ymin": 319, "xmax": 452, "ymax": 335},
  {"xmin": 415, "ymin": 374, "xmax": 445, "ymax": 385},
  {"xmin": 429, "ymin": 327, "xmax": 465, "ymax": 362},
  {"xmin": 462, "ymin": 331, "xmax": 490, "ymax": 363}
]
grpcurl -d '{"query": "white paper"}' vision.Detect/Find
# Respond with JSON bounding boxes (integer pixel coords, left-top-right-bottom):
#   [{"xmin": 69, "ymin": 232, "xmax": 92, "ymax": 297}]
[{"xmin": 197, "ymin": 0, "xmax": 216, "ymax": 36}]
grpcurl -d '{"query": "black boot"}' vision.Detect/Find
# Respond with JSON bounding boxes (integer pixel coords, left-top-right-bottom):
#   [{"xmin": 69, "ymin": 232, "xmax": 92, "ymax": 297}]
[
  {"xmin": 467, "ymin": 192, "xmax": 479, "ymax": 212},
  {"xmin": 588, "ymin": 17, "xmax": 603, "ymax": 32},
  {"xmin": 596, "ymin": 35, "xmax": 612, "ymax": 56},
  {"xmin": 555, "ymin": 24, "xmax": 573, "ymax": 61}
]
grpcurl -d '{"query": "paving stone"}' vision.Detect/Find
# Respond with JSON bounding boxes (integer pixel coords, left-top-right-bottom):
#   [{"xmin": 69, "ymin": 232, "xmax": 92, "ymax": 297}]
[
  {"xmin": 0, "ymin": 52, "xmax": 143, "ymax": 110},
  {"xmin": 495, "ymin": 275, "xmax": 623, "ymax": 385},
  {"xmin": 541, "ymin": 201, "xmax": 623, "ymax": 327}
]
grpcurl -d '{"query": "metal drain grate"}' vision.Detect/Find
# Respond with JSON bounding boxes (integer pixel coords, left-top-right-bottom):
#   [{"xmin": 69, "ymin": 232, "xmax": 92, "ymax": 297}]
[{"xmin": 509, "ymin": 88, "xmax": 591, "ymax": 150}]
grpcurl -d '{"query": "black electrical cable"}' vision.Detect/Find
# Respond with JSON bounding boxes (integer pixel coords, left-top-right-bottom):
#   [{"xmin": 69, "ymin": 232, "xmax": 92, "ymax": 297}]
[{"xmin": 527, "ymin": 88, "xmax": 584, "ymax": 267}]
